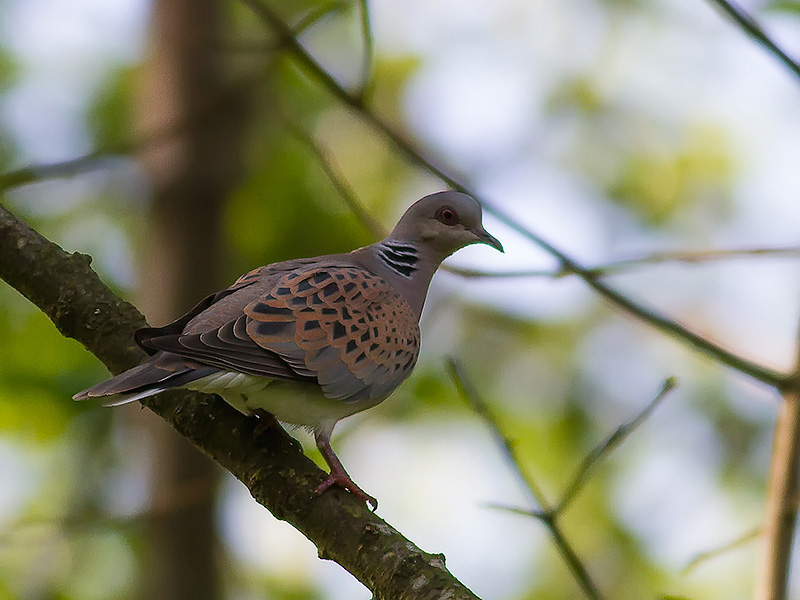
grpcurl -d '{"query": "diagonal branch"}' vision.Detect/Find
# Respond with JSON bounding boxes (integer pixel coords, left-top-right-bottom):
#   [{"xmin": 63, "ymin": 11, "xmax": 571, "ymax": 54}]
[
  {"xmin": 447, "ymin": 358, "xmax": 606, "ymax": 600},
  {"xmin": 239, "ymin": 0, "xmax": 789, "ymax": 391},
  {"xmin": 705, "ymin": 0, "xmax": 800, "ymax": 82},
  {"xmin": 0, "ymin": 202, "xmax": 481, "ymax": 600},
  {"xmin": 445, "ymin": 245, "xmax": 800, "ymax": 279},
  {"xmin": 0, "ymin": 69, "xmax": 269, "ymax": 195},
  {"xmin": 356, "ymin": 0, "xmax": 376, "ymax": 102},
  {"xmin": 684, "ymin": 526, "xmax": 761, "ymax": 574},
  {"xmin": 281, "ymin": 113, "xmax": 386, "ymax": 238},
  {"xmin": 556, "ymin": 377, "xmax": 677, "ymax": 513}
]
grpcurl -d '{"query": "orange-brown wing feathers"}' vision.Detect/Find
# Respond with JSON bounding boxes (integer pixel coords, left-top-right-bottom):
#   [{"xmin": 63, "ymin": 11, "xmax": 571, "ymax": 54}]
[
  {"xmin": 139, "ymin": 264, "xmax": 420, "ymax": 401},
  {"xmin": 245, "ymin": 267, "xmax": 419, "ymax": 401}
]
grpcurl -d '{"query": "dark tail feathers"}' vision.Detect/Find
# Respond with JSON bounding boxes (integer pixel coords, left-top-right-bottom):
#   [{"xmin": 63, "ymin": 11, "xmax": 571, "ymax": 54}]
[{"xmin": 73, "ymin": 353, "xmax": 218, "ymax": 406}]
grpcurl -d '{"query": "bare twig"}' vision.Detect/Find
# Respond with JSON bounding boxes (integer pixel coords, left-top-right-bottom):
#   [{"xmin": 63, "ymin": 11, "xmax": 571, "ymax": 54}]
[
  {"xmin": 447, "ymin": 358, "xmax": 550, "ymax": 509},
  {"xmin": 445, "ymin": 246, "xmax": 800, "ymax": 279},
  {"xmin": 0, "ymin": 69, "xmax": 270, "ymax": 194},
  {"xmin": 294, "ymin": 0, "xmax": 348, "ymax": 33},
  {"xmin": 239, "ymin": 0, "xmax": 789, "ymax": 391},
  {"xmin": 281, "ymin": 113, "xmax": 386, "ymax": 238},
  {"xmin": 683, "ymin": 526, "xmax": 761, "ymax": 574},
  {"xmin": 705, "ymin": 0, "xmax": 800, "ymax": 82},
  {"xmin": 0, "ymin": 149, "xmax": 130, "ymax": 193},
  {"xmin": 557, "ymin": 378, "xmax": 677, "ymax": 513},
  {"xmin": 447, "ymin": 358, "xmax": 606, "ymax": 600},
  {"xmin": 356, "ymin": 0, "xmax": 376, "ymax": 102},
  {"xmin": 0, "ymin": 475, "xmax": 216, "ymax": 547},
  {"xmin": 483, "ymin": 503, "xmax": 552, "ymax": 522}
]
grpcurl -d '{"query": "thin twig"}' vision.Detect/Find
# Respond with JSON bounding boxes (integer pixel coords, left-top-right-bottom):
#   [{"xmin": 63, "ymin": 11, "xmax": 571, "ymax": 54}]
[
  {"xmin": 356, "ymin": 0, "xmax": 376, "ymax": 103},
  {"xmin": 447, "ymin": 358, "xmax": 550, "ymax": 509},
  {"xmin": 294, "ymin": 1, "xmax": 349, "ymax": 34},
  {"xmin": 447, "ymin": 358, "xmax": 606, "ymax": 600},
  {"xmin": 0, "ymin": 149, "xmax": 130, "ymax": 193},
  {"xmin": 557, "ymin": 378, "xmax": 677, "ymax": 512},
  {"xmin": 219, "ymin": 1, "xmax": 346, "ymax": 54},
  {"xmin": 0, "ymin": 68, "xmax": 270, "ymax": 194},
  {"xmin": 280, "ymin": 113, "xmax": 386, "ymax": 238},
  {"xmin": 484, "ymin": 503, "xmax": 552, "ymax": 522},
  {"xmin": 0, "ymin": 476, "xmax": 215, "ymax": 547},
  {"xmin": 445, "ymin": 246, "xmax": 800, "ymax": 279},
  {"xmin": 239, "ymin": 0, "xmax": 789, "ymax": 391},
  {"xmin": 705, "ymin": 0, "xmax": 800, "ymax": 81},
  {"xmin": 683, "ymin": 526, "xmax": 761, "ymax": 574}
]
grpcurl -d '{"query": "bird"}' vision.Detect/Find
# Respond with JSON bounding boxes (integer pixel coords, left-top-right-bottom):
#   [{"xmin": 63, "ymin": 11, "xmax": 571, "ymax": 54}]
[{"xmin": 74, "ymin": 191, "xmax": 503, "ymax": 508}]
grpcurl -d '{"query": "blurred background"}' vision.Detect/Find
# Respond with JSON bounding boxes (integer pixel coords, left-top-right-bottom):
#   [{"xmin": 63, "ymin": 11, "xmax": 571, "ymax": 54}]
[{"xmin": 1, "ymin": 0, "xmax": 800, "ymax": 598}]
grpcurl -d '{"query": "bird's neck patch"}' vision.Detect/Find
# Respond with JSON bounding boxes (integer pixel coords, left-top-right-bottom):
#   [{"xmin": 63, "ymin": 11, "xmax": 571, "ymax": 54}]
[{"xmin": 377, "ymin": 242, "xmax": 419, "ymax": 278}]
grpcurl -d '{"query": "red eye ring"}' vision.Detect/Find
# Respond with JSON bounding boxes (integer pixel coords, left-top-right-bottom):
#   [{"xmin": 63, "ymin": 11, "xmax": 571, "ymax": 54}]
[{"xmin": 435, "ymin": 206, "xmax": 459, "ymax": 226}]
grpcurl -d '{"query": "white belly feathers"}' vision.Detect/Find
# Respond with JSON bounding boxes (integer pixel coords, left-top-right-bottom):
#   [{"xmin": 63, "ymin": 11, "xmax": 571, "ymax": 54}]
[{"xmin": 186, "ymin": 371, "xmax": 383, "ymax": 432}]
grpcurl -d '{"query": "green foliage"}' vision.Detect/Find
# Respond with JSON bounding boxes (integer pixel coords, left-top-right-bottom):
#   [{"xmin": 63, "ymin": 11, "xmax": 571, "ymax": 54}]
[
  {"xmin": 86, "ymin": 66, "xmax": 137, "ymax": 151},
  {"xmin": 764, "ymin": 0, "xmax": 800, "ymax": 15},
  {"xmin": 0, "ymin": 286, "xmax": 100, "ymax": 441},
  {"xmin": 607, "ymin": 125, "xmax": 736, "ymax": 225}
]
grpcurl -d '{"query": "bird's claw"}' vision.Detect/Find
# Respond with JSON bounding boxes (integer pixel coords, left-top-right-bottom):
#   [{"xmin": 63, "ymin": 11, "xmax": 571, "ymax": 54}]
[
  {"xmin": 249, "ymin": 410, "xmax": 301, "ymax": 451},
  {"xmin": 315, "ymin": 472, "xmax": 378, "ymax": 511}
]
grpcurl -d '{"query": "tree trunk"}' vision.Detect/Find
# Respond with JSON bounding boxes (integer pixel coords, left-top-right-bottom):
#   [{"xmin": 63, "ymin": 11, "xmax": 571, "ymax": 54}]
[{"xmin": 133, "ymin": 1, "xmax": 252, "ymax": 598}]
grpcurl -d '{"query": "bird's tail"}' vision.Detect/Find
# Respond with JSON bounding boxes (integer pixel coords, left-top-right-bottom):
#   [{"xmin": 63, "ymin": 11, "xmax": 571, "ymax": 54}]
[{"xmin": 73, "ymin": 353, "xmax": 218, "ymax": 406}]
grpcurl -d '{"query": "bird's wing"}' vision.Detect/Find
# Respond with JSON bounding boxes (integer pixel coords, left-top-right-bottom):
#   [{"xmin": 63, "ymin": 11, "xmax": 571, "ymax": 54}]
[
  {"xmin": 143, "ymin": 264, "xmax": 420, "ymax": 402},
  {"xmin": 133, "ymin": 262, "xmax": 305, "ymax": 354}
]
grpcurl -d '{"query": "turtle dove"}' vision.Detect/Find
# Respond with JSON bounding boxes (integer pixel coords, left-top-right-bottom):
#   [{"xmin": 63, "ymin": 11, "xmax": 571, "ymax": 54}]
[{"xmin": 74, "ymin": 191, "xmax": 503, "ymax": 507}]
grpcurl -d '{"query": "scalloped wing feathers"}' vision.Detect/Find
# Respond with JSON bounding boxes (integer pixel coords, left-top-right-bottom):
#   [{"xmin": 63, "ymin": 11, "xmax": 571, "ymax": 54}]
[
  {"xmin": 245, "ymin": 266, "xmax": 420, "ymax": 401},
  {"xmin": 125, "ymin": 262, "xmax": 419, "ymax": 403}
]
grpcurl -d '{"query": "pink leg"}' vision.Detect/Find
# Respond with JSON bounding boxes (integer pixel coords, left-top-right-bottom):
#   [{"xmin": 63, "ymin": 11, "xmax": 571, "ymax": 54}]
[{"xmin": 314, "ymin": 430, "xmax": 377, "ymax": 510}]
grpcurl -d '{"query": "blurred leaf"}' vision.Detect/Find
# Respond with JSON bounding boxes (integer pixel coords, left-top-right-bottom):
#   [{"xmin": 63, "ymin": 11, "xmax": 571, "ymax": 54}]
[
  {"xmin": 0, "ymin": 286, "xmax": 101, "ymax": 440},
  {"xmin": 0, "ymin": 49, "xmax": 19, "ymax": 91},
  {"xmin": 607, "ymin": 124, "xmax": 735, "ymax": 225},
  {"xmin": 545, "ymin": 76, "xmax": 604, "ymax": 115},
  {"xmin": 764, "ymin": 0, "xmax": 800, "ymax": 15},
  {"xmin": 369, "ymin": 55, "xmax": 422, "ymax": 122},
  {"xmin": 86, "ymin": 66, "xmax": 137, "ymax": 150}
]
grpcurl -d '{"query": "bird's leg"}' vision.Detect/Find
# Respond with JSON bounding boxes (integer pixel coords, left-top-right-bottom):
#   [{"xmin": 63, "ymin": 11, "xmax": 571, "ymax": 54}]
[{"xmin": 314, "ymin": 430, "xmax": 378, "ymax": 510}]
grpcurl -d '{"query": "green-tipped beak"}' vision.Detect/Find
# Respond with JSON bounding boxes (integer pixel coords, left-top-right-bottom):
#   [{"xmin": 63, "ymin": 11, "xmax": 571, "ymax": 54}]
[{"xmin": 472, "ymin": 227, "xmax": 504, "ymax": 253}]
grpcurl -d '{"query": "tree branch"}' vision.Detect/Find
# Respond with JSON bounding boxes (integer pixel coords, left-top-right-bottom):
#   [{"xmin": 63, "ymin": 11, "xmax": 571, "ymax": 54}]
[
  {"xmin": 0, "ymin": 202, "xmax": 481, "ymax": 600},
  {"xmin": 684, "ymin": 526, "xmax": 761, "ymax": 575},
  {"xmin": 757, "ymin": 343, "xmax": 800, "ymax": 600},
  {"xmin": 447, "ymin": 358, "xmax": 605, "ymax": 600},
  {"xmin": 356, "ymin": 0, "xmax": 376, "ymax": 103},
  {"xmin": 445, "ymin": 246, "xmax": 800, "ymax": 279},
  {"xmin": 705, "ymin": 0, "xmax": 800, "ymax": 82},
  {"xmin": 556, "ymin": 377, "xmax": 677, "ymax": 513},
  {"xmin": 238, "ymin": 0, "xmax": 789, "ymax": 392},
  {"xmin": 281, "ymin": 112, "xmax": 386, "ymax": 238}
]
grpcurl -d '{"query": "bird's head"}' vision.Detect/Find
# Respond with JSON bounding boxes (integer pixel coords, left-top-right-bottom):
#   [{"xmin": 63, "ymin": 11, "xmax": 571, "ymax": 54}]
[{"xmin": 389, "ymin": 191, "xmax": 503, "ymax": 260}]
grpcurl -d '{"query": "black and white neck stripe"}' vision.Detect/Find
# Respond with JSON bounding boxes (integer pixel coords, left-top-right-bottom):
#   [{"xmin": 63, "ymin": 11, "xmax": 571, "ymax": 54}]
[{"xmin": 377, "ymin": 242, "xmax": 419, "ymax": 278}]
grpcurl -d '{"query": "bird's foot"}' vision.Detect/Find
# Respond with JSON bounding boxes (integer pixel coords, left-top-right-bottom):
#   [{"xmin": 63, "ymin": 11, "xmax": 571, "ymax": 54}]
[
  {"xmin": 249, "ymin": 409, "xmax": 301, "ymax": 451},
  {"xmin": 315, "ymin": 471, "xmax": 378, "ymax": 511},
  {"xmin": 249, "ymin": 408, "xmax": 280, "ymax": 438}
]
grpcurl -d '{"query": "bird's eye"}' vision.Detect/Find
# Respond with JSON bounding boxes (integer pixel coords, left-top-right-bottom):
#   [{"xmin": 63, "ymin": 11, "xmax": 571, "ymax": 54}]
[{"xmin": 435, "ymin": 206, "xmax": 459, "ymax": 226}]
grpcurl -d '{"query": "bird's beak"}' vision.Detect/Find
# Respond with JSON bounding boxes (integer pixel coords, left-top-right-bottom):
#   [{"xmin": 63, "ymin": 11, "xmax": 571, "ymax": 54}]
[{"xmin": 471, "ymin": 227, "xmax": 504, "ymax": 253}]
